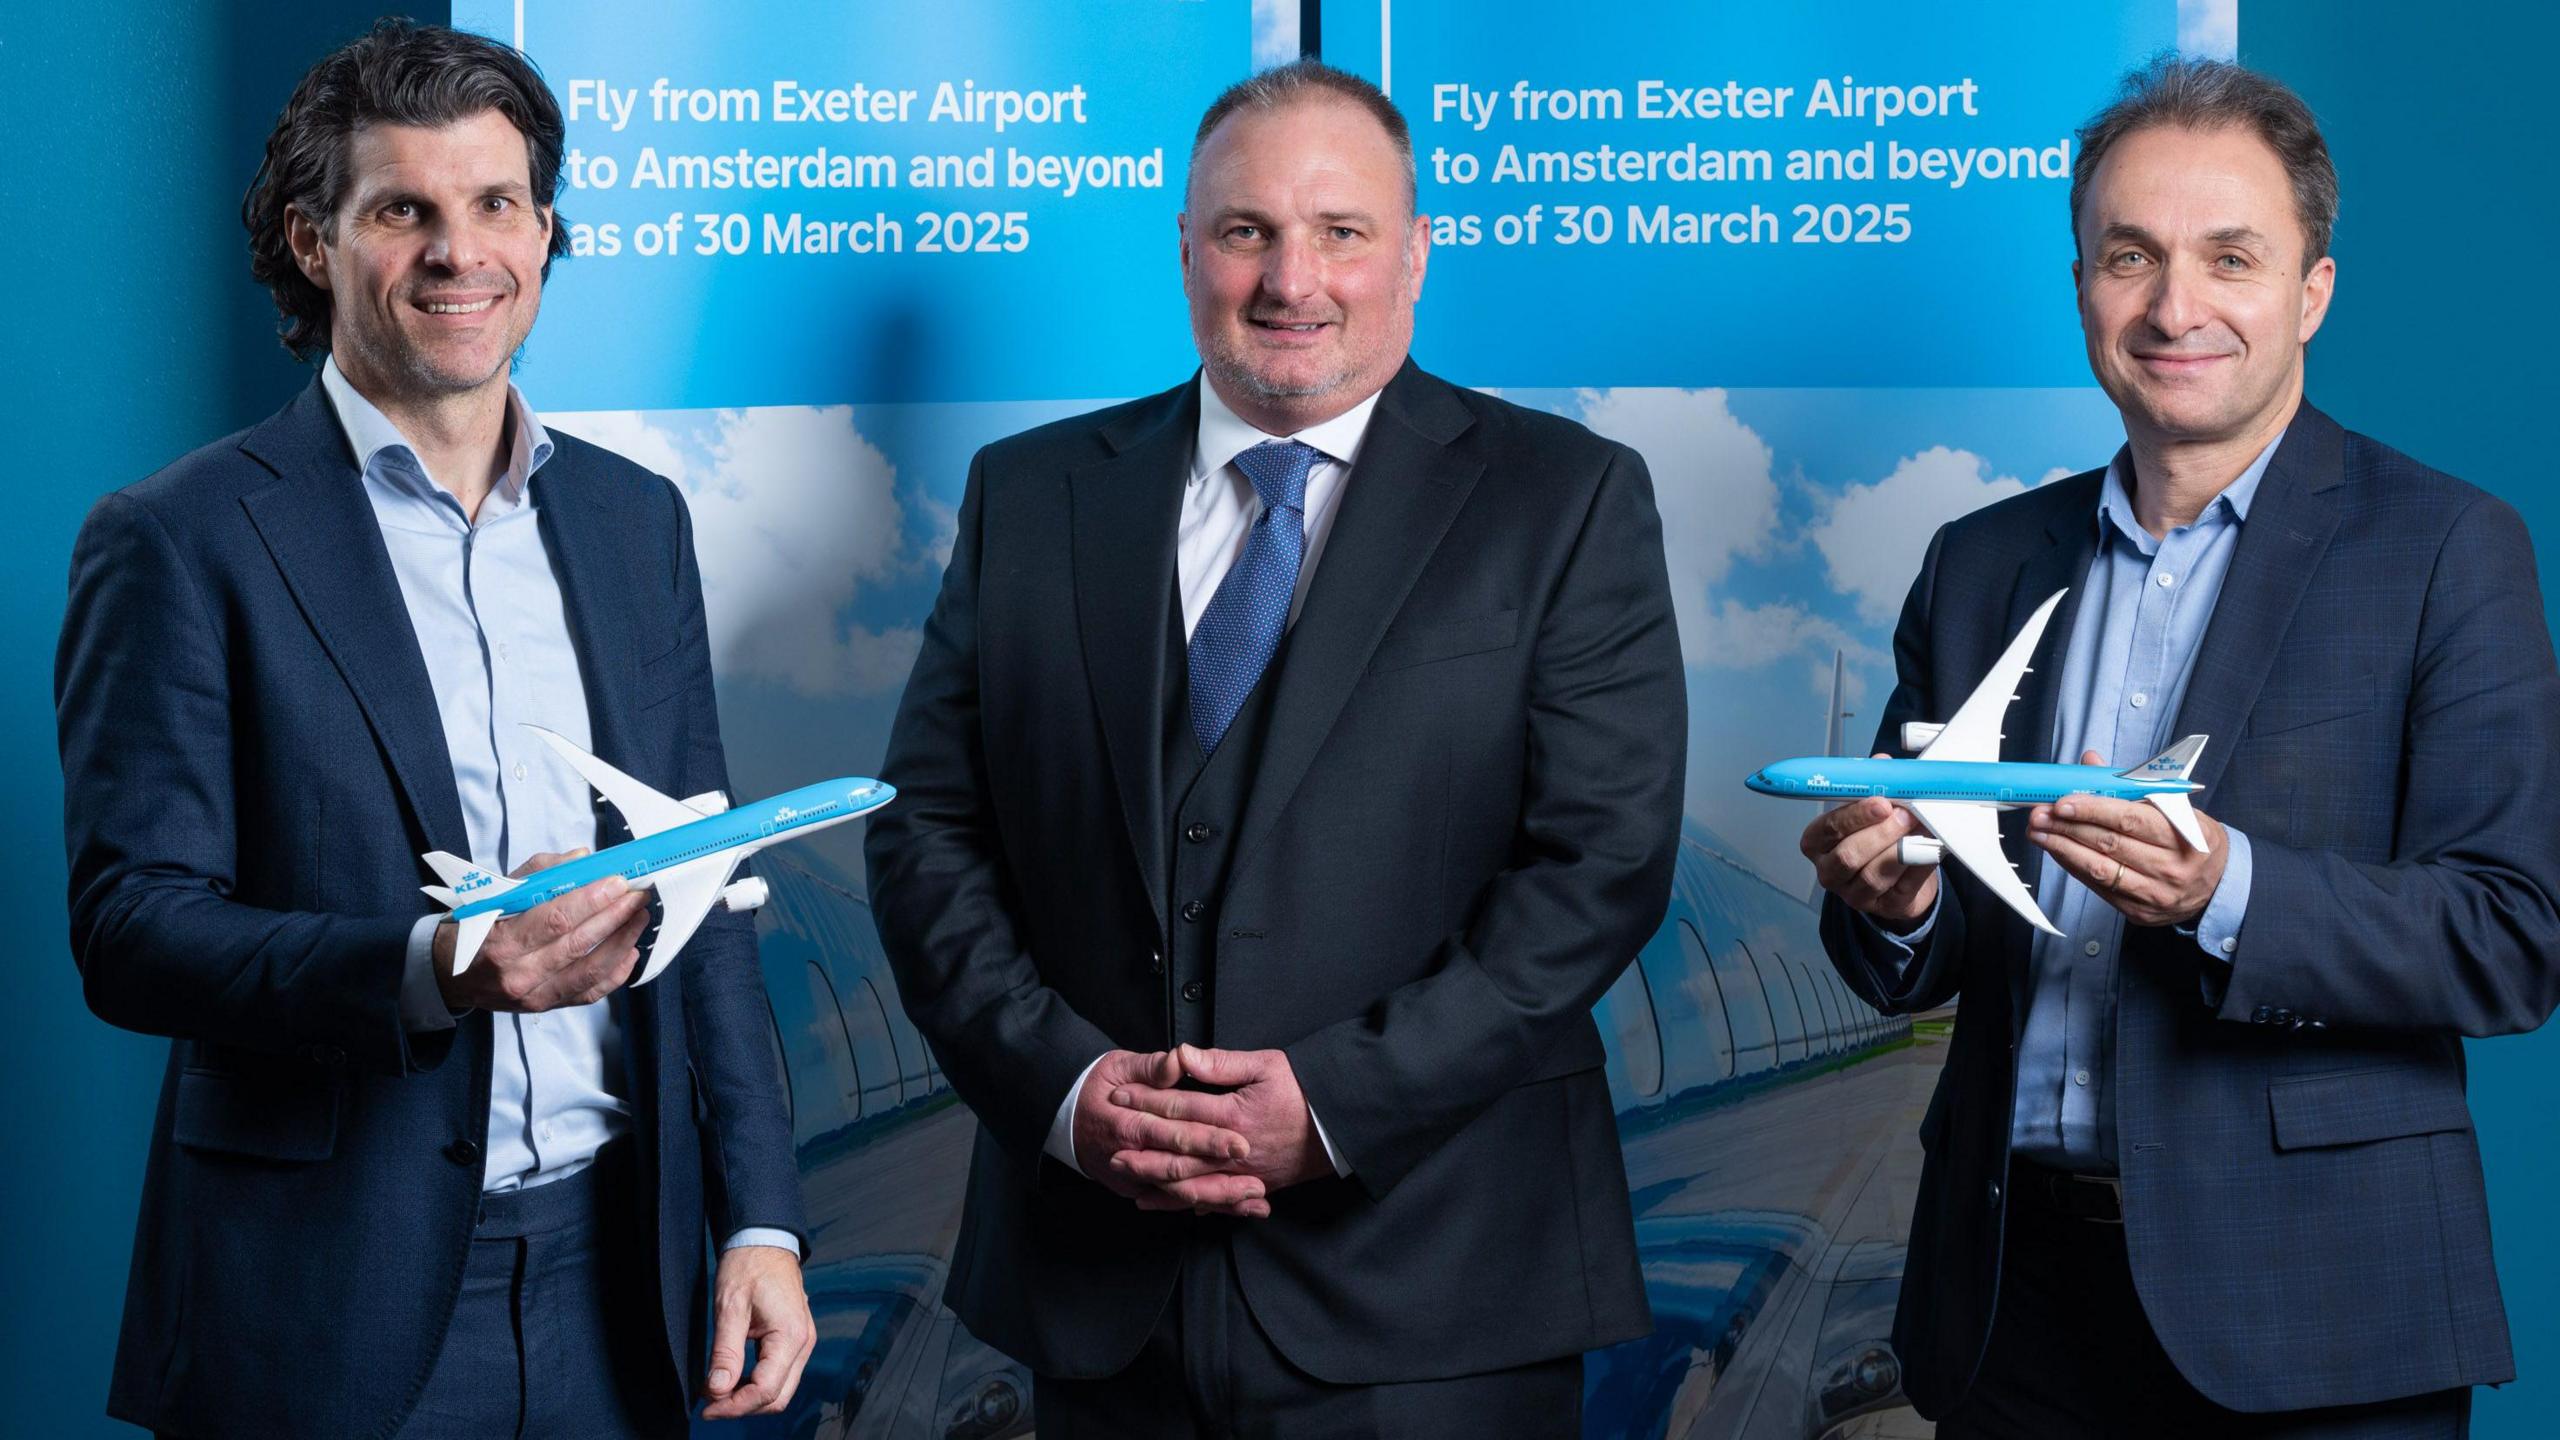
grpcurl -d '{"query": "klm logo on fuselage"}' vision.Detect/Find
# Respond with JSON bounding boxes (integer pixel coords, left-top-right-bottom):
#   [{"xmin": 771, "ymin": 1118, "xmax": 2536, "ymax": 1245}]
[
  {"xmin": 773, "ymin": 806, "xmax": 804, "ymax": 824},
  {"xmin": 1809, "ymin": 773, "xmax": 1830, "ymax": 788}
]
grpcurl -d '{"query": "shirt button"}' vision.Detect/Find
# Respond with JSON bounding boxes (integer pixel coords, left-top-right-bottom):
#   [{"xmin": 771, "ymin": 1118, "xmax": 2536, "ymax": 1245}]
[
  {"xmin": 498, "ymin": 642, "xmax": 511, "ymax": 662},
  {"xmin": 1180, "ymin": 980, "xmax": 1205, "ymax": 1003},
  {"xmin": 2157, "ymin": 572, "xmax": 2176, "ymax": 588},
  {"xmin": 2074, "ymin": 1069, "xmax": 2092, "ymax": 1086},
  {"xmin": 2220, "ymin": 937, "xmax": 2238, "ymax": 954},
  {"xmin": 2129, "ymin": 692, "xmax": 2148, "ymax": 708},
  {"xmin": 1181, "ymin": 899, "xmax": 1206, "ymax": 923},
  {"xmin": 2083, "ymin": 940, "xmax": 2102, "ymax": 957},
  {"xmin": 512, "ymin": 762, "xmax": 528, "ymax": 781},
  {"xmin": 538, "ymin": 1124, "xmax": 554, "ymax": 1142}
]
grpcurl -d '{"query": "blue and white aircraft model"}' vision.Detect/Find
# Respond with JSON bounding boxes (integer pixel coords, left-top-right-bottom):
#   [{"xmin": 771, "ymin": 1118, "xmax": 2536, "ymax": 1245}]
[
  {"xmin": 421, "ymin": 725, "xmax": 894, "ymax": 983},
  {"xmin": 1745, "ymin": 590, "xmax": 2208, "ymax": 937}
]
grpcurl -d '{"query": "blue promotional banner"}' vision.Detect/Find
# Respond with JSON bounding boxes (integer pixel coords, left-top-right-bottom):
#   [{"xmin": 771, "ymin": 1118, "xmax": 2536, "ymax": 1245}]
[
  {"xmin": 1358, "ymin": 0, "xmax": 2179, "ymax": 387},
  {"xmin": 457, "ymin": 0, "xmax": 1254, "ymax": 407}
]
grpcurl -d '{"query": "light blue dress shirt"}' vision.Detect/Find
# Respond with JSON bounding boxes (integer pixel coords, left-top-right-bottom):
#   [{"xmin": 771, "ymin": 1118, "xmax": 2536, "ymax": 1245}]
[
  {"xmin": 322, "ymin": 360, "xmax": 793, "ymax": 1254},
  {"xmin": 1876, "ymin": 436, "xmax": 2273, "ymax": 1171}
]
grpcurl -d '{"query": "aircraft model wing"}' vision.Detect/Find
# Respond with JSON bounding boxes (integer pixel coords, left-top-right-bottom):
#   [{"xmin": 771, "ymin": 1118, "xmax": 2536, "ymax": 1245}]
[
  {"xmin": 1917, "ymin": 590, "xmax": 2068, "ymax": 764},
  {"xmin": 634, "ymin": 850, "xmax": 743, "ymax": 986},
  {"xmin": 525, "ymin": 724, "xmax": 702, "ymax": 839},
  {"xmin": 1909, "ymin": 800, "xmax": 2062, "ymax": 937}
]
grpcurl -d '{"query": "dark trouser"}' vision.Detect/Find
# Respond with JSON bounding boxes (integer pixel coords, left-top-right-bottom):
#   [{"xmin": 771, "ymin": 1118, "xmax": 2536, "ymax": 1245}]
[
  {"xmin": 396, "ymin": 1145, "xmax": 686, "ymax": 1440},
  {"xmin": 1937, "ymin": 1159, "xmax": 2469, "ymax": 1440},
  {"xmin": 1035, "ymin": 1229, "xmax": 1582, "ymax": 1439}
]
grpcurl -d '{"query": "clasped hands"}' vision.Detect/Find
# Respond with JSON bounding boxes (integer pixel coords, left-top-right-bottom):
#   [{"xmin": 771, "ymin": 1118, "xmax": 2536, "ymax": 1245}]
[
  {"xmin": 1073, "ymin": 1044, "xmax": 1332, "ymax": 1218},
  {"xmin": 1806, "ymin": 750, "xmax": 2229, "ymax": 930}
]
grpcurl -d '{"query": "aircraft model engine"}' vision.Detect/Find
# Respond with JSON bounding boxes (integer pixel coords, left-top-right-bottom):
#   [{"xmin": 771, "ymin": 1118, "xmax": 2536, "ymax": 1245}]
[
  {"xmin": 1899, "ymin": 722, "xmax": 1945, "ymax": 751},
  {"xmin": 720, "ymin": 877, "xmax": 771, "ymax": 913},
  {"xmin": 1897, "ymin": 836, "xmax": 1944, "ymax": 867}
]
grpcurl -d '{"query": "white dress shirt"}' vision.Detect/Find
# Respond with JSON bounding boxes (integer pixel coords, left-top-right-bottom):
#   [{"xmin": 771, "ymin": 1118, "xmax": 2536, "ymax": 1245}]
[
  {"xmin": 1042, "ymin": 375, "xmax": 1380, "ymax": 1179},
  {"xmin": 323, "ymin": 359, "xmax": 793, "ymax": 1255}
]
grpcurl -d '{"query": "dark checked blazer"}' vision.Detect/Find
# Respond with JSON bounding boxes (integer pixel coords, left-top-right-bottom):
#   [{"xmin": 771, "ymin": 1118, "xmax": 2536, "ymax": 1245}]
[
  {"xmin": 865, "ymin": 362, "xmax": 1685, "ymax": 1383},
  {"xmin": 56, "ymin": 379, "xmax": 803, "ymax": 1439},
  {"xmin": 1821, "ymin": 402, "xmax": 2560, "ymax": 1417}
]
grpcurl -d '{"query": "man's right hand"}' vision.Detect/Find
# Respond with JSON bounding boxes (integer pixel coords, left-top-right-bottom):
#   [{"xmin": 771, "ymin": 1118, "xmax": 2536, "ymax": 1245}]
[
  {"xmin": 1802, "ymin": 776, "xmax": 1939, "ymax": 931},
  {"xmin": 433, "ymin": 850, "xmax": 651, "ymax": 1013},
  {"xmin": 1072, "ymin": 1049, "xmax": 1263, "ymax": 1213}
]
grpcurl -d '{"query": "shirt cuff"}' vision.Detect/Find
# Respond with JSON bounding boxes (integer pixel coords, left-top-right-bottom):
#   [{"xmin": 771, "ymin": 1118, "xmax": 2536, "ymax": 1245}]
[
  {"xmin": 1308, "ymin": 1102, "xmax": 1351, "ymax": 1178},
  {"xmin": 721, "ymin": 1228, "xmax": 801, "ymax": 1259},
  {"xmin": 400, "ymin": 913, "xmax": 462, "ymax": 1034},
  {"xmin": 1043, "ymin": 1053, "xmax": 1109, "ymax": 1177},
  {"xmin": 1856, "ymin": 888, "xmax": 1940, "ymax": 977},
  {"xmin": 2184, "ymin": 825, "xmax": 2252, "ymax": 964}
]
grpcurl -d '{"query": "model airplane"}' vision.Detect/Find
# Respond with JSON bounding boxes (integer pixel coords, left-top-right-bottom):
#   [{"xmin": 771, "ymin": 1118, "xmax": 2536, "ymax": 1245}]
[
  {"xmin": 421, "ymin": 725, "xmax": 894, "ymax": 983},
  {"xmin": 1745, "ymin": 590, "xmax": 2207, "ymax": 936}
]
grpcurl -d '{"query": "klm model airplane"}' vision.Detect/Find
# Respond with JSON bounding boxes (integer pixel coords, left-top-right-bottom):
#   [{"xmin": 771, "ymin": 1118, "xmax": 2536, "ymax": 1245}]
[
  {"xmin": 1744, "ymin": 590, "xmax": 2209, "ymax": 937},
  {"xmin": 419, "ymin": 725, "xmax": 894, "ymax": 984}
]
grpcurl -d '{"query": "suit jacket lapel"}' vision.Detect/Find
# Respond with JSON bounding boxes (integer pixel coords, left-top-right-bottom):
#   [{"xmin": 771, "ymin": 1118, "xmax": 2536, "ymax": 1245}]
[
  {"xmin": 1995, "ymin": 472, "xmax": 2101, "ymax": 1020},
  {"xmin": 530, "ymin": 449, "xmax": 652, "ymax": 786},
  {"xmin": 1228, "ymin": 364, "xmax": 1484, "ymax": 885},
  {"xmin": 1070, "ymin": 382, "xmax": 1196, "ymax": 931},
  {"xmin": 238, "ymin": 380, "xmax": 470, "ymax": 857},
  {"xmin": 2166, "ymin": 406, "xmax": 2345, "ymax": 800}
]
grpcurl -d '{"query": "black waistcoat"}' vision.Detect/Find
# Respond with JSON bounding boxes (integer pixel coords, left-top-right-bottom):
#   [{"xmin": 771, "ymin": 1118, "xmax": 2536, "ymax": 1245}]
[{"xmin": 1157, "ymin": 588, "xmax": 1290, "ymax": 1048}]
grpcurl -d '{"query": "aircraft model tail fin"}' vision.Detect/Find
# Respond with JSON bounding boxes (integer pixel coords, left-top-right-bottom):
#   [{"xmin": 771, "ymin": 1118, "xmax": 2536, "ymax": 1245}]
[
  {"xmin": 422, "ymin": 851, "xmax": 520, "ymax": 899},
  {"xmin": 2118, "ymin": 734, "xmax": 2209, "ymax": 785},
  {"xmin": 421, "ymin": 884, "xmax": 460, "ymax": 908}
]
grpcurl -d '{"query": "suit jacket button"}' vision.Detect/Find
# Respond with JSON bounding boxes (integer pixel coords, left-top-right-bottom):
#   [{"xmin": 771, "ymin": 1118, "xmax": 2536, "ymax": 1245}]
[
  {"xmin": 2251, "ymin": 1005, "xmax": 2275, "ymax": 1023},
  {"xmin": 1181, "ymin": 899, "xmax": 1206, "ymax": 923},
  {"xmin": 1185, "ymin": 822, "xmax": 1212, "ymax": 844},
  {"xmin": 1148, "ymin": 950, "xmax": 1165, "ymax": 975},
  {"xmin": 1181, "ymin": 981, "xmax": 1204, "ymax": 1003},
  {"xmin": 445, "ymin": 1139, "xmax": 483, "ymax": 1168}
]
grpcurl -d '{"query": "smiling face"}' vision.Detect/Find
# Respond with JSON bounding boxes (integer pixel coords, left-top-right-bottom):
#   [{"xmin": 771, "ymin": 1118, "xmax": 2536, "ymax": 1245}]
[
  {"xmin": 2074, "ymin": 123, "xmax": 2334, "ymax": 453},
  {"xmin": 288, "ymin": 109, "xmax": 552, "ymax": 409},
  {"xmin": 1181, "ymin": 96, "xmax": 1430, "ymax": 434}
]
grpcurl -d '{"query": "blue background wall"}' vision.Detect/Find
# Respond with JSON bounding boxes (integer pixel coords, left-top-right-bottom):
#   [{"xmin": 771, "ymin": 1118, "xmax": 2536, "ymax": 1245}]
[
  {"xmin": 3, "ymin": 3, "xmax": 2553, "ymax": 1435},
  {"xmin": 2245, "ymin": 7, "xmax": 2560, "ymax": 1434}
]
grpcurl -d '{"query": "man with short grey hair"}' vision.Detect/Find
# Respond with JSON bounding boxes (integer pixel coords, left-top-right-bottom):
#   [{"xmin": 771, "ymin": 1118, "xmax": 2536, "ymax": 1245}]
[
  {"xmin": 868, "ymin": 59, "xmax": 1684, "ymax": 1438},
  {"xmin": 1806, "ymin": 55, "xmax": 2560, "ymax": 1439}
]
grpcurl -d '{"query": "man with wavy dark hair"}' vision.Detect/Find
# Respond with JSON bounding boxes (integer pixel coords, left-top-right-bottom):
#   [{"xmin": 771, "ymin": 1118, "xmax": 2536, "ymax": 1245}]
[{"xmin": 57, "ymin": 19, "xmax": 810, "ymax": 1437}]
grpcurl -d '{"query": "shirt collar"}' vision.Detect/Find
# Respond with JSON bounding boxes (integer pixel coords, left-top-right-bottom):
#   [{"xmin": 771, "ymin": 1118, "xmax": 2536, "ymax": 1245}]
[
  {"xmin": 1192, "ymin": 373, "xmax": 1383, "ymax": 485},
  {"xmin": 2096, "ymin": 428, "xmax": 2283, "ymax": 549},
  {"xmin": 320, "ymin": 353, "xmax": 555, "ymax": 507}
]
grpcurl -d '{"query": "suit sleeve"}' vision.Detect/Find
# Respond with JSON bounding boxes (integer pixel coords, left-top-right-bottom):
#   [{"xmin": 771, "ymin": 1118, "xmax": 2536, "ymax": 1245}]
[
  {"xmin": 2215, "ymin": 494, "xmax": 2560, "ymax": 1034},
  {"xmin": 57, "ymin": 491, "xmax": 438, "ymax": 1077},
  {"xmin": 1820, "ymin": 523, "xmax": 1969, "ymax": 1014},
  {"xmin": 864, "ymin": 450, "xmax": 1115, "ymax": 1174},
  {"xmin": 1283, "ymin": 441, "xmax": 1686, "ymax": 1200},
  {"xmin": 659, "ymin": 481, "xmax": 807, "ymax": 1245}
]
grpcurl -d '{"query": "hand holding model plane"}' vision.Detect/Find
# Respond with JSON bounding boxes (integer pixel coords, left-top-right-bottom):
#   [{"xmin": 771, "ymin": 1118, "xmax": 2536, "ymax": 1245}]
[
  {"xmin": 430, "ymin": 849, "xmax": 650, "ymax": 1013},
  {"xmin": 1803, "ymin": 742, "xmax": 2232, "ymax": 931}
]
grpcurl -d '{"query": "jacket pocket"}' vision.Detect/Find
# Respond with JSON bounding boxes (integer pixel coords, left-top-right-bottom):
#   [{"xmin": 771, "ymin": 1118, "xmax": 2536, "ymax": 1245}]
[
  {"xmin": 2243, "ymin": 673, "xmax": 2375, "ymax": 738},
  {"xmin": 2268, "ymin": 1067, "xmax": 2472, "ymax": 1150},
  {"xmin": 1368, "ymin": 609, "xmax": 1519, "ymax": 675},
  {"xmin": 172, "ymin": 1065, "xmax": 340, "ymax": 1161}
]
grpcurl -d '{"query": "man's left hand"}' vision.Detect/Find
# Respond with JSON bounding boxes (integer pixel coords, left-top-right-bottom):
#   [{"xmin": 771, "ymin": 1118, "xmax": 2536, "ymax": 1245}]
[
  {"xmin": 1106, "ymin": 1044, "xmax": 1332, "ymax": 1214},
  {"xmin": 2028, "ymin": 761, "xmax": 2229, "ymax": 928},
  {"xmin": 701, "ymin": 1245, "xmax": 813, "ymax": 1420}
]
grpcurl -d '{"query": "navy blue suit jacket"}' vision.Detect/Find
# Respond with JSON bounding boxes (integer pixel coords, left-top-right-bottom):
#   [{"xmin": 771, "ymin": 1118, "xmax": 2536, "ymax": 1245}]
[
  {"xmin": 56, "ymin": 379, "xmax": 805, "ymax": 1438},
  {"xmin": 1821, "ymin": 403, "xmax": 2560, "ymax": 1416}
]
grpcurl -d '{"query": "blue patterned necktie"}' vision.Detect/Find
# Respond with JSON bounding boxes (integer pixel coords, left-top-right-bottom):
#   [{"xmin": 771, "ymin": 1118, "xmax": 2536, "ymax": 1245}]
[{"xmin": 1188, "ymin": 439, "xmax": 1319, "ymax": 756}]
